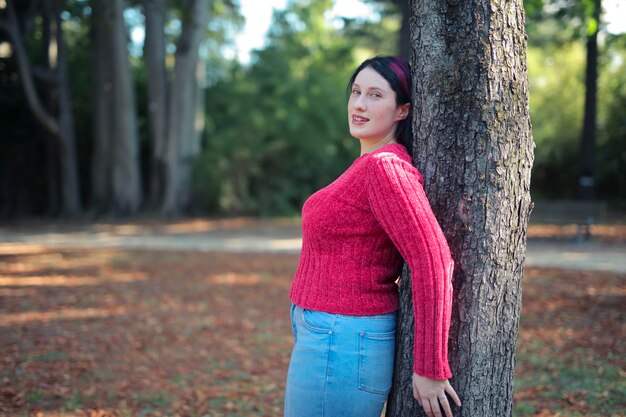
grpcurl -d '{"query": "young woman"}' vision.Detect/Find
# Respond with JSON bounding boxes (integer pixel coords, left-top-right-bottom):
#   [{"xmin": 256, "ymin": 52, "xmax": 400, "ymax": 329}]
[{"xmin": 284, "ymin": 56, "xmax": 461, "ymax": 417}]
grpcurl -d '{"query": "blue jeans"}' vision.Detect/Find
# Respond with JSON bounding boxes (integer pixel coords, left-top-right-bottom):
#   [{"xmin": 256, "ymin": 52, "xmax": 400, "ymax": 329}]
[{"xmin": 284, "ymin": 303, "xmax": 397, "ymax": 417}]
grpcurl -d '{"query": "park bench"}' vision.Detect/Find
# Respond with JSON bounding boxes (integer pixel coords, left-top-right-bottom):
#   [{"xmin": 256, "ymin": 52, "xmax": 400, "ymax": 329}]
[{"xmin": 529, "ymin": 199, "xmax": 608, "ymax": 243}]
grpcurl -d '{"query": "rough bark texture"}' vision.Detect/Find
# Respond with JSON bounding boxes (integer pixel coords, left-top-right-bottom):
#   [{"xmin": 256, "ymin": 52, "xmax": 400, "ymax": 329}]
[{"xmin": 386, "ymin": 0, "xmax": 534, "ymax": 416}]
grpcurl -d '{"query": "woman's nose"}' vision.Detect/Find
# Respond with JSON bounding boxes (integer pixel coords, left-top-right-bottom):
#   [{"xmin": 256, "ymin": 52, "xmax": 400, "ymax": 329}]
[{"xmin": 353, "ymin": 95, "xmax": 366, "ymax": 110}]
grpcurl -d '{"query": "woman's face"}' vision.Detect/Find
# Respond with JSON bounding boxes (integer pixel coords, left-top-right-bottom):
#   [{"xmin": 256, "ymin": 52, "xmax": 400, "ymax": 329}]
[{"xmin": 348, "ymin": 67, "xmax": 409, "ymax": 143}]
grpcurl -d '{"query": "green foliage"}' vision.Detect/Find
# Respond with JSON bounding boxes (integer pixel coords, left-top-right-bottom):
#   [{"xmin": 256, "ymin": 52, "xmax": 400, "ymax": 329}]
[
  {"xmin": 528, "ymin": 43, "xmax": 585, "ymax": 198},
  {"xmin": 193, "ymin": 0, "xmax": 394, "ymax": 216},
  {"xmin": 596, "ymin": 41, "xmax": 626, "ymax": 202},
  {"xmin": 528, "ymin": 37, "xmax": 626, "ymax": 200},
  {"xmin": 524, "ymin": 0, "xmax": 597, "ymax": 46}
]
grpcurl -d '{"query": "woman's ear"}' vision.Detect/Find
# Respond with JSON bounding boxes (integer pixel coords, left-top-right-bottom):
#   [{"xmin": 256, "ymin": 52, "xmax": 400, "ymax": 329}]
[{"xmin": 396, "ymin": 103, "xmax": 410, "ymax": 121}]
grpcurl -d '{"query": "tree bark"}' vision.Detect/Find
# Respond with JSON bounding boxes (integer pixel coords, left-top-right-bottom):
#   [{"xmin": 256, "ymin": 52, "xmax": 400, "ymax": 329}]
[
  {"xmin": 161, "ymin": 0, "xmax": 208, "ymax": 215},
  {"xmin": 386, "ymin": 0, "xmax": 533, "ymax": 416}
]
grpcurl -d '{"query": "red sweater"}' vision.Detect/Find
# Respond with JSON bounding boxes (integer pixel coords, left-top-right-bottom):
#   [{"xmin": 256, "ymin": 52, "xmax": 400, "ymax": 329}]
[{"xmin": 289, "ymin": 142, "xmax": 454, "ymax": 379}]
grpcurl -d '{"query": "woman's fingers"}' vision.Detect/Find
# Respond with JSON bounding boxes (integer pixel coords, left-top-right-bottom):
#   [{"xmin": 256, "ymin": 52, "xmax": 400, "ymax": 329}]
[
  {"xmin": 412, "ymin": 374, "xmax": 461, "ymax": 417},
  {"xmin": 422, "ymin": 398, "xmax": 434, "ymax": 417},
  {"xmin": 445, "ymin": 382, "xmax": 462, "ymax": 407},
  {"xmin": 428, "ymin": 397, "xmax": 442, "ymax": 417},
  {"xmin": 438, "ymin": 393, "xmax": 453, "ymax": 417},
  {"xmin": 413, "ymin": 386, "xmax": 422, "ymax": 407}
]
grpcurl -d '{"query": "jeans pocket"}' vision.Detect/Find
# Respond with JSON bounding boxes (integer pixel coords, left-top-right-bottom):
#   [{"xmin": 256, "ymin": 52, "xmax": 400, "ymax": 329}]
[
  {"xmin": 300, "ymin": 308, "xmax": 334, "ymax": 334},
  {"xmin": 358, "ymin": 330, "xmax": 396, "ymax": 395}
]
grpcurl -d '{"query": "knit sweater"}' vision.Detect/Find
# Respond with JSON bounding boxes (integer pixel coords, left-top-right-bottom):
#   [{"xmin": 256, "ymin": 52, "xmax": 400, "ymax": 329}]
[{"xmin": 289, "ymin": 142, "xmax": 454, "ymax": 379}]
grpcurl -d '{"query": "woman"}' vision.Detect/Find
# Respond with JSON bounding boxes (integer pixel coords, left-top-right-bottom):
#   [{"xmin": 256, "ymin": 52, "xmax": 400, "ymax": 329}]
[{"xmin": 284, "ymin": 56, "xmax": 461, "ymax": 417}]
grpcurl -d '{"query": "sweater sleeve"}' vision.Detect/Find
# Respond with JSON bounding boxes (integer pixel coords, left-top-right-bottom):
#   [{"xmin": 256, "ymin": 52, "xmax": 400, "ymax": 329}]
[{"xmin": 366, "ymin": 154, "xmax": 454, "ymax": 380}]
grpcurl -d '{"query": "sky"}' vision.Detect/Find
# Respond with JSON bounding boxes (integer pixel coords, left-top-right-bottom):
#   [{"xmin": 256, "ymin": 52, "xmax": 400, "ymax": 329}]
[
  {"xmin": 604, "ymin": 0, "xmax": 626, "ymax": 34},
  {"xmin": 234, "ymin": 0, "xmax": 626, "ymax": 63}
]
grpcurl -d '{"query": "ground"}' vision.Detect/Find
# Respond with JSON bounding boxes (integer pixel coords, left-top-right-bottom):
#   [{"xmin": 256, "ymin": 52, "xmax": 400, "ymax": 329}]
[{"xmin": 0, "ymin": 219, "xmax": 624, "ymax": 417}]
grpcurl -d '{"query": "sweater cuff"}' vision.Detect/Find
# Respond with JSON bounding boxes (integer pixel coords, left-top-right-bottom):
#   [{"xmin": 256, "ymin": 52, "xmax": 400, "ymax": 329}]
[{"xmin": 413, "ymin": 362, "xmax": 452, "ymax": 380}]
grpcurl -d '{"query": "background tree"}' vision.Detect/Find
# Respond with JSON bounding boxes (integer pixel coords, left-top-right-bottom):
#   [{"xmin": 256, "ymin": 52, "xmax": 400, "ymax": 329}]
[
  {"xmin": 90, "ymin": 0, "xmax": 142, "ymax": 215},
  {"xmin": 159, "ymin": 0, "xmax": 208, "ymax": 215},
  {"xmin": 0, "ymin": 0, "xmax": 81, "ymax": 216},
  {"xmin": 524, "ymin": 0, "xmax": 626, "ymax": 204},
  {"xmin": 143, "ymin": 0, "xmax": 167, "ymax": 208},
  {"xmin": 143, "ymin": 0, "xmax": 241, "ymax": 215},
  {"xmin": 577, "ymin": 0, "xmax": 601, "ymax": 199},
  {"xmin": 386, "ymin": 0, "xmax": 533, "ymax": 416},
  {"xmin": 0, "ymin": 0, "xmax": 622, "ymax": 219}
]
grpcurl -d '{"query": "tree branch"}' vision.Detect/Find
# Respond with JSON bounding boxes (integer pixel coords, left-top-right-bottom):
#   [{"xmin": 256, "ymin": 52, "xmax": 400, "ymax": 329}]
[{"xmin": 4, "ymin": 1, "xmax": 62, "ymax": 143}]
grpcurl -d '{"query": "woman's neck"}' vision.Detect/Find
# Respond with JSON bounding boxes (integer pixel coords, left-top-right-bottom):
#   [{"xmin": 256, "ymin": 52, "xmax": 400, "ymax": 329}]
[{"xmin": 359, "ymin": 138, "xmax": 398, "ymax": 157}]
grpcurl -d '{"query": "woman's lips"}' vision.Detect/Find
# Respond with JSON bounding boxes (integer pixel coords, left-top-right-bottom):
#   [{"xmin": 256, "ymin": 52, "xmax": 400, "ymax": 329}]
[{"xmin": 352, "ymin": 115, "xmax": 368, "ymax": 125}]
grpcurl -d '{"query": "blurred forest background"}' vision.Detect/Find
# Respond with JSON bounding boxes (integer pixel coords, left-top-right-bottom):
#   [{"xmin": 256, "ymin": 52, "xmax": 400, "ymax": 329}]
[{"xmin": 0, "ymin": 0, "xmax": 624, "ymax": 220}]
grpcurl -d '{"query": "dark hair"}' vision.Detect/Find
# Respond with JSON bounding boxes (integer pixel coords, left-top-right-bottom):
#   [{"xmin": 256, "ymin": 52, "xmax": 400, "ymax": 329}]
[{"xmin": 347, "ymin": 55, "xmax": 413, "ymax": 155}]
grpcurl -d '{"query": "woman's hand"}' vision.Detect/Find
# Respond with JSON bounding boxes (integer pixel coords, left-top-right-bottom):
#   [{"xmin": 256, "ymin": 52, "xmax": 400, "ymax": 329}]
[{"xmin": 412, "ymin": 372, "xmax": 461, "ymax": 417}]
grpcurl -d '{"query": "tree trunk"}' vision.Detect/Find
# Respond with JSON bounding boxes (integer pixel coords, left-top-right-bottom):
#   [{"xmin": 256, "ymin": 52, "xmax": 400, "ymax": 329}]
[
  {"xmin": 395, "ymin": 0, "xmax": 410, "ymax": 60},
  {"xmin": 109, "ymin": 0, "xmax": 142, "ymax": 215},
  {"xmin": 386, "ymin": 0, "xmax": 533, "ymax": 416},
  {"xmin": 577, "ymin": 0, "xmax": 600, "ymax": 200},
  {"xmin": 0, "ymin": 0, "xmax": 81, "ymax": 216},
  {"xmin": 89, "ymin": 0, "xmax": 141, "ymax": 215},
  {"xmin": 55, "ymin": 0, "xmax": 82, "ymax": 216},
  {"xmin": 89, "ymin": 0, "xmax": 114, "ymax": 213},
  {"xmin": 144, "ymin": 0, "xmax": 168, "ymax": 208},
  {"xmin": 161, "ymin": 0, "xmax": 208, "ymax": 215}
]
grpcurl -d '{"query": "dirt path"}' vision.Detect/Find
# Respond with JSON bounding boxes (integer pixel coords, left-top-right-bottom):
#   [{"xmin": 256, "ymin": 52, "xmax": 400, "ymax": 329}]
[{"xmin": 1, "ymin": 218, "xmax": 625, "ymax": 273}]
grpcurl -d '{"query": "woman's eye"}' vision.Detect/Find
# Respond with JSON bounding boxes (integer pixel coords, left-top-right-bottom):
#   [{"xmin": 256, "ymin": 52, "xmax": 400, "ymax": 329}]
[
  {"xmin": 352, "ymin": 89, "xmax": 360, "ymax": 95},
  {"xmin": 371, "ymin": 93, "xmax": 381, "ymax": 98}
]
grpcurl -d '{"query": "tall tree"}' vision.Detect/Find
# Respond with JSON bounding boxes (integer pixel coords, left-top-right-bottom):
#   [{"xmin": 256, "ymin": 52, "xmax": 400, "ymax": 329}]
[
  {"xmin": 0, "ymin": 0, "xmax": 82, "ymax": 216},
  {"xmin": 386, "ymin": 1, "xmax": 533, "ymax": 417},
  {"xmin": 577, "ymin": 0, "xmax": 601, "ymax": 199},
  {"xmin": 159, "ymin": 0, "xmax": 209, "ymax": 215},
  {"xmin": 143, "ymin": 0, "xmax": 168, "ymax": 208},
  {"xmin": 393, "ymin": 0, "xmax": 409, "ymax": 59},
  {"xmin": 524, "ymin": 0, "xmax": 611, "ymax": 200},
  {"xmin": 90, "ymin": 0, "xmax": 142, "ymax": 215},
  {"xmin": 89, "ymin": 0, "xmax": 113, "ymax": 212}
]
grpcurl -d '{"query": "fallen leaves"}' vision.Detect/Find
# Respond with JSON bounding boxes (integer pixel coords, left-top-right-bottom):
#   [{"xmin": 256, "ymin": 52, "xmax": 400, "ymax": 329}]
[{"xmin": 0, "ymin": 237, "xmax": 624, "ymax": 416}]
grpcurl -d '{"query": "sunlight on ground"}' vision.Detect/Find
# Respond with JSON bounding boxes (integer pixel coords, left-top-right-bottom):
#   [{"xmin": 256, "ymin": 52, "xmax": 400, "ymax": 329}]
[
  {"xmin": 0, "ymin": 243, "xmax": 49, "ymax": 255},
  {"xmin": 527, "ymin": 224, "xmax": 626, "ymax": 242},
  {"xmin": 0, "ymin": 306, "xmax": 129, "ymax": 326},
  {"xmin": 207, "ymin": 273, "xmax": 263, "ymax": 285},
  {"xmin": 0, "ymin": 272, "xmax": 146, "ymax": 286}
]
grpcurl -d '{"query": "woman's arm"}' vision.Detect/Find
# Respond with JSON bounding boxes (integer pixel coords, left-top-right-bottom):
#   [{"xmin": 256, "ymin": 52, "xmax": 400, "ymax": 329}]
[{"xmin": 366, "ymin": 154, "xmax": 454, "ymax": 379}]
